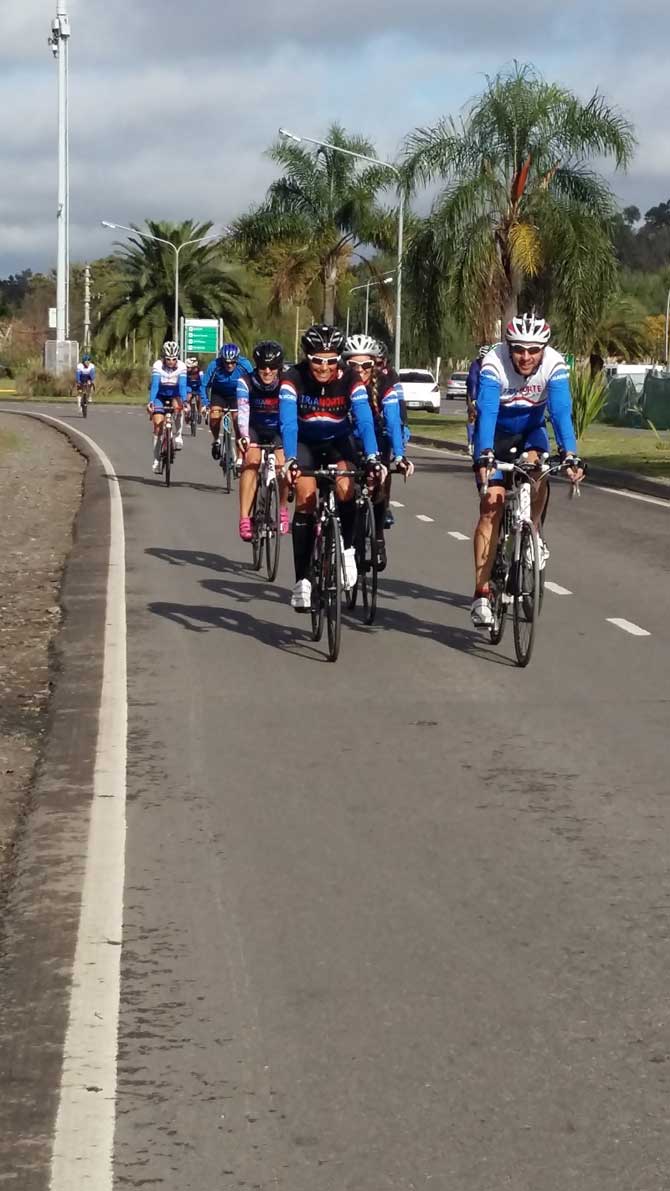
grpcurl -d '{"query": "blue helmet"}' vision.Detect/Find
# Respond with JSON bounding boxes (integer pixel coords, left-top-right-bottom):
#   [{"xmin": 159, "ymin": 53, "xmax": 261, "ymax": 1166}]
[
  {"xmin": 218, "ymin": 342, "xmax": 240, "ymax": 363},
  {"xmin": 82, "ymin": 353, "xmax": 91, "ymax": 363}
]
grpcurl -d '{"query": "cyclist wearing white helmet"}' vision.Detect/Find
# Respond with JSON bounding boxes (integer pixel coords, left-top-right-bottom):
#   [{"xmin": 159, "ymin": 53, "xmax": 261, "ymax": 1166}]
[
  {"xmin": 470, "ymin": 313, "xmax": 584, "ymax": 629},
  {"xmin": 147, "ymin": 341, "xmax": 187, "ymax": 472}
]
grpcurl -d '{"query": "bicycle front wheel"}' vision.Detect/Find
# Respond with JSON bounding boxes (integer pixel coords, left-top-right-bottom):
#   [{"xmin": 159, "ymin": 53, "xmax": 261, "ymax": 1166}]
[
  {"xmin": 265, "ymin": 477, "xmax": 280, "ymax": 582},
  {"xmin": 81, "ymin": 390, "xmax": 88, "ymax": 418},
  {"xmin": 164, "ymin": 430, "xmax": 171, "ymax": 487},
  {"xmin": 310, "ymin": 533, "xmax": 324, "ymax": 643},
  {"xmin": 222, "ymin": 432, "xmax": 233, "ymax": 493},
  {"xmin": 251, "ymin": 489, "xmax": 263, "ymax": 571},
  {"xmin": 190, "ymin": 404, "xmax": 197, "ymax": 436},
  {"xmin": 360, "ymin": 496, "xmax": 378, "ymax": 626},
  {"xmin": 324, "ymin": 515, "xmax": 343, "ymax": 662},
  {"xmin": 513, "ymin": 522, "xmax": 539, "ymax": 667}
]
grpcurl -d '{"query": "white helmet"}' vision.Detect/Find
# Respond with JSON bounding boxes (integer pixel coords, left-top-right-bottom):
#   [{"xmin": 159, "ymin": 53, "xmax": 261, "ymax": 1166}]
[
  {"xmin": 505, "ymin": 313, "xmax": 551, "ymax": 346},
  {"xmin": 162, "ymin": 340, "xmax": 180, "ymax": 360},
  {"xmin": 185, "ymin": 356, "xmax": 199, "ymax": 368},
  {"xmin": 342, "ymin": 333, "xmax": 379, "ymax": 360}
]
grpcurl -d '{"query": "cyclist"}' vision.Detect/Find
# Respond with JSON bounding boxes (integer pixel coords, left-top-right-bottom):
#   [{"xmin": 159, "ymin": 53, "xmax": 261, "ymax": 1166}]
[
  {"xmin": 375, "ymin": 340, "xmax": 409, "ymax": 528},
  {"xmin": 185, "ymin": 356, "xmax": 204, "ymax": 426},
  {"xmin": 279, "ymin": 324, "xmax": 380, "ymax": 611},
  {"xmin": 202, "ymin": 343, "xmax": 253, "ymax": 462},
  {"xmin": 148, "ymin": 341, "xmax": 187, "ymax": 472},
  {"xmin": 75, "ymin": 353, "xmax": 96, "ymax": 408},
  {"xmin": 237, "ymin": 340, "xmax": 290, "ymax": 541},
  {"xmin": 342, "ymin": 333, "xmax": 413, "ymax": 571},
  {"xmin": 465, "ymin": 344, "xmax": 491, "ymax": 456},
  {"xmin": 470, "ymin": 313, "xmax": 584, "ymax": 629}
]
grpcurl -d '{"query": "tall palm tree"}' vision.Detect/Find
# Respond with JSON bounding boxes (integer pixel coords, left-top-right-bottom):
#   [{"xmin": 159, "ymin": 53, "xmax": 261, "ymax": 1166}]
[
  {"xmin": 402, "ymin": 64, "xmax": 636, "ymax": 351},
  {"xmin": 97, "ymin": 220, "xmax": 249, "ymax": 353},
  {"xmin": 233, "ymin": 124, "xmax": 397, "ymax": 323}
]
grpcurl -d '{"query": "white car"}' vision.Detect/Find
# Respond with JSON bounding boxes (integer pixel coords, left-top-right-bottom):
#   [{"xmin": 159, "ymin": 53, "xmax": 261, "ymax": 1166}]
[{"xmin": 397, "ymin": 368, "xmax": 441, "ymax": 413}]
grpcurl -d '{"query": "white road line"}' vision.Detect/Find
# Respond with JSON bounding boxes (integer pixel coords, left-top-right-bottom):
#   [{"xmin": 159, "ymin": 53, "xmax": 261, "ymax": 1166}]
[
  {"xmin": 389, "ymin": 500, "xmax": 405, "ymax": 508},
  {"xmin": 606, "ymin": 617, "xmax": 651, "ymax": 637},
  {"xmin": 37, "ymin": 419, "xmax": 127, "ymax": 1191},
  {"xmin": 592, "ymin": 484, "xmax": 669, "ymax": 508},
  {"xmin": 416, "ymin": 514, "xmax": 434, "ymax": 522},
  {"xmin": 448, "ymin": 531, "xmax": 470, "ymax": 541},
  {"xmin": 544, "ymin": 581, "xmax": 572, "ymax": 596}
]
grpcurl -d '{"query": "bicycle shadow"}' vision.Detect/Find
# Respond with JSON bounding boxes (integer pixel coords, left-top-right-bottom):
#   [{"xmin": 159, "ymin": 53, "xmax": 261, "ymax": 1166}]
[
  {"xmin": 342, "ymin": 602, "xmax": 514, "ymax": 666},
  {"xmin": 377, "ymin": 576, "xmax": 471, "ymax": 611},
  {"xmin": 146, "ymin": 546, "xmax": 247, "ymax": 574},
  {"xmin": 115, "ymin": 474, "xmax": 227, "ymax": 494},
  {"xmin": 147, "ymin": 600, "xmax": 325, "ymax": 662}
]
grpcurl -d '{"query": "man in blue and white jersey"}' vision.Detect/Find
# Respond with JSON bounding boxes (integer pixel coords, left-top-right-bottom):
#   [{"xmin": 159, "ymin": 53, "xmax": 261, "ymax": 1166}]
[
  {"xmin": 148, "ymin": 341, "xmax": 187, "ymax": 472},
  {"xmin": 470, "ymin": 313, "xmax": 584, "ymax": 628},
  {"xmin": 75, "ymin": 354, "xmax": 96, "ymax": 407},
  {"xmin": 202, "ymin": 343, "xmax": 253, "ymax": 460}
]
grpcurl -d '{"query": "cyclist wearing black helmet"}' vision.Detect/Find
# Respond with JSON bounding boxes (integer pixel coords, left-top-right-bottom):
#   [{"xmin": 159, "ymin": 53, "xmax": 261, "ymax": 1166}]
[
  {"xmin": 236, "ymin": 340, "xmax": 290, "ymax": 541},
  {"xmin": 279, "ymin": 323, "xmax": 379, "ymax": 611}
]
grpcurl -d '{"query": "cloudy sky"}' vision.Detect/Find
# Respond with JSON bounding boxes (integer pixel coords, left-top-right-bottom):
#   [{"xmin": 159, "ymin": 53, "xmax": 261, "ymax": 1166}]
[{"xmin": 2, "ymin": 0, "xmax": 668, "ymax": 276}]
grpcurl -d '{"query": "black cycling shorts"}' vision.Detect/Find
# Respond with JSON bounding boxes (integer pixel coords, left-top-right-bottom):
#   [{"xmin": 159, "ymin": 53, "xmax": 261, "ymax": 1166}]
[
  {"xmin": 296, "ymin": 435, "xmax": 358, "ymax": 472},
  {"xmin": 249, "ymin": 421, "xmax": 282, "ymax": 449}
]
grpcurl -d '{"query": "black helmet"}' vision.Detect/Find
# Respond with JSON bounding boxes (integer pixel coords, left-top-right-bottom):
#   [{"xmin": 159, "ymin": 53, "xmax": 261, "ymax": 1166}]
[
  {"xmin": 253, "ymin": 340, "xmax": 284, "ymax": 370},
  {"xmin": 301, "ymin": 324, "xmax": 345, "ymax": 356}
]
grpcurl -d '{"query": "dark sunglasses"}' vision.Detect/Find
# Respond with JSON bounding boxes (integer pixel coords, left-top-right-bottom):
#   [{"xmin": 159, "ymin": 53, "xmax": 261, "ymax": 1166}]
[
  {"xmin": 510, "ymin": 344, "xmax": 543, "ymax": 356},
  {"xmin": 309, "ymin": 355, "xmax": 339, "ymax": 366}
]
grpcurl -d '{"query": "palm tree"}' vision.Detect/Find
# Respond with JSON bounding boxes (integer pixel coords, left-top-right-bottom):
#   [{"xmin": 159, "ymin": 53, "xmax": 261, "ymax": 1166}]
[
  {"xmin": 402, "ymin": 64, "xmax": 636, "ymax": 351},
  {"xmin": 97, "ymin": 220, "xmax": 249, "ymax": 354},
  {"xmin": 583, "ymin": 295, "xmax": 650, "ymax": 374},
  {"xmin": 232, "ymin": 124, "xmax": 397, "ymax": 324}
]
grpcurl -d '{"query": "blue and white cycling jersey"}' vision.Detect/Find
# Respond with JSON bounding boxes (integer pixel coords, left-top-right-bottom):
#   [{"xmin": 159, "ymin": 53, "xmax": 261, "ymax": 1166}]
[
  {"xmin": 202, "ymin": 357, "xmax": 253, "ymax": 406},
  {"xmin": 149, "ymin": 359, "xmax": 187, "ymax": 408},
  {"xmin": 76, "ymin": 363, "xmax": 96, "ymax": 384},
  {"xmin": 186, "ymin": 369, "xmax": 204, "ymax": 396},
  {"xmin": 474, "ymin": 343, "xmax": 577, "ymax": 456}
]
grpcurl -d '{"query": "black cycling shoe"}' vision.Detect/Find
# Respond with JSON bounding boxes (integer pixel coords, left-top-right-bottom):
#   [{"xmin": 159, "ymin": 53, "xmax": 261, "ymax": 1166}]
[
  {"xmin": 375, "ymin": 538, "xmax": 387, "ymax": 572},
  {"xmin": 384, "ymin": 508, "xmax": 395, "ymax": 529},
  {"xmin": 211, "ymin": 440, "xmax": 221, "ymax": 460}
]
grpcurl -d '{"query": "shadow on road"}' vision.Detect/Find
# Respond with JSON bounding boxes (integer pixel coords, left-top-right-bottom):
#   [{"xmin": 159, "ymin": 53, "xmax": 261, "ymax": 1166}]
[
  {"xmin": 115, "ymin": 474, "xmax": 226, "ymax": 494},
  {"xmin": 147, "ymin": 599, "xmax": 325, "ymax": 661},
  {"xmin": 146, "ymin": 546, "xmax": 247, "ymax": 573}
]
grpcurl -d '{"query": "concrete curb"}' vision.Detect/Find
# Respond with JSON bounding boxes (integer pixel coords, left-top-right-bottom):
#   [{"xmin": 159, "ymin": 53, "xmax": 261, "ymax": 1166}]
[
  {"xmin": 411, "ymin": 434, "xmax": 670, "ymax": 503},
  {"xmin": 0, "ymin": 412, "xmax": 111, "ymax": 1184}
]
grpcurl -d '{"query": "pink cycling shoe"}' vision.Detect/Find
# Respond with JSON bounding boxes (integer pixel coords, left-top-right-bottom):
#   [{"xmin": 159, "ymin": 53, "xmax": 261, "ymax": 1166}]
[
  {"xmin": 279, "ymin": 506, "xmax": 290, "ymax": 535},
  {"xmin": 239, "ymin": 516, "xmax": 253, "ymax": 542}
]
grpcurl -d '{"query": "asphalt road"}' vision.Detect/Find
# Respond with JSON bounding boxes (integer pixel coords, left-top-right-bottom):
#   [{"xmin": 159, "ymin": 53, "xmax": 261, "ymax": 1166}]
[{"xmin": 7, "ymin": 404, "xmax": 670, "ymax": 1189}]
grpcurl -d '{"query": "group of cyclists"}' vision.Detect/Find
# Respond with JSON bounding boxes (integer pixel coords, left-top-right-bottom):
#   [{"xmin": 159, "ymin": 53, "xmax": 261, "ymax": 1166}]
[{"xmin": 84, "ymin": 309, "xmax": 585, "ymax": 628}]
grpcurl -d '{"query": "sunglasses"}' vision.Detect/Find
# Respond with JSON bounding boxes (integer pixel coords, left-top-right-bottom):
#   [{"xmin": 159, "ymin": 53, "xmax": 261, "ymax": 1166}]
[
  {"xmin": 510, "ymin": 345, "xmax": 543, "ymax": 356},
  {"xmin": 309, "ymin": 355, "xmax": 339, "ymax": 367},
  {"xmin": 353, "ymin": 361, "xmax": 375, "ymax": 371}
]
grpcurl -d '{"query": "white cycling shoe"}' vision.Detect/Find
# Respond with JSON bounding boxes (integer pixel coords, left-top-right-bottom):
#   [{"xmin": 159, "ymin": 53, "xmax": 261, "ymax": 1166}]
[
  {"xmin": 152, "ymin": 459, "xmax": 160, "ymax": 474},
  {"xmin": 291, "ymin": 579, "xmax": 312, "ymax": 611},
  {"xmin": 342, "ymin": 547, "xmax": 357, "ymax": 591},
  {"xmin": 174, "ymin": 435, "xmax": 184, "ymax": 451},
  {"xmin": 470, "ymin": 596, "xmax": 493, "ymax": 628}
]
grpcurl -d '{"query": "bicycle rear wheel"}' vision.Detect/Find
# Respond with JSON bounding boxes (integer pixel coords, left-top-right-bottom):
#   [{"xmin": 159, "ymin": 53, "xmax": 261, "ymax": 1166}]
[
  {"xmin": 488, "ymin": 537, "xmax": 508, "ymax": 645},
  {"xmin": 265, "ymin": 477, "xmax": 280, "ymax": 582},
  {"xmin": 324, "ymin": 515, "xmax": 343, "ymax": 662},
  {"xmin": 359, "ymin": 496, "xmax": 378, "ymax": 626},
  {"xmin": 345, "ymin": 505, "xmax": 360, "ymax": 611},
  {"xmin": 513, "ymin": 522, "xmax": 539, "ymax": 667},
  {"xmin": 251, "ymin": 489, "xmax": 263, "ymax": 571}
]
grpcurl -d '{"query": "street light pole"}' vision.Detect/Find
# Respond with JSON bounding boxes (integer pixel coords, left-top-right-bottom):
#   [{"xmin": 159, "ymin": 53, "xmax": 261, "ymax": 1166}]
[
  {"xmin": 101, "ymin": 222, "xmax": 218, "ymax": 342},
  {"xmin": 346, "ymin": 275, "xmax": 395, "ymax": 340},
  {"xmin": 279, "ymin": 129, "xmax": 405, "ymax": 370},
  {"xmin": 49, "ymin": 0, "xmax": 71, "ymax": 347},
  {"xmin": 665, "ymin": 284, "xmax": 670, "ymax": 372}
]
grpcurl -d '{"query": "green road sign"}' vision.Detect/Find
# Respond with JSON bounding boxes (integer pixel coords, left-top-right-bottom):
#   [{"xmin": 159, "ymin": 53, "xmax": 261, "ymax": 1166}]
[{"xmin": 184, "ymin": 321, "xmax": 219, "ymax": 354}]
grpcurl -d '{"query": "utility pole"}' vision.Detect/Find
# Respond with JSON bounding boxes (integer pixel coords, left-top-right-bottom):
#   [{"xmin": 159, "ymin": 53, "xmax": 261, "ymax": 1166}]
[
  {"xmin": 47, "ymin": 0, "xmax": 76, "ymax": 373},
  {"xmin": 83, "ymin": 263, "xmax": 91, "ymax": 348}
]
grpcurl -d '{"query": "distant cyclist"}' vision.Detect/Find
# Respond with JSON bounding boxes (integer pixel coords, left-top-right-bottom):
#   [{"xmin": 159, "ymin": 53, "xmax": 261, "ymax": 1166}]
[
  {"xmin": 202, "ymin": 343, "xmax": 253, "ymax": 461},
  {"xmin": 237, "ymin": 340, "xmax": 290, "ymax": 541},
  {"xmin": 279, "ymin": 324, "xmax": 379, "ymax": 611},
  {"xmin": 147, "ymin": 341, "xmax": 186, "ymax": 472},
  {"xmin": 75, "ymin": 353, "xmax": 96, "ymax": 408},
  {"xmin": 470, "ymin": 314, "xmax": 584, "ymax": 629},
  {"xmin": 185, "ymin": 356, "xmax": 204, "ymax": 424},
  {"xmin": 465, "ymin": 344, "xmax": 491, "ymax": 456},
  {"xmin": 376, "ymin": 339, "xmax": 409, "ymax": 528}
]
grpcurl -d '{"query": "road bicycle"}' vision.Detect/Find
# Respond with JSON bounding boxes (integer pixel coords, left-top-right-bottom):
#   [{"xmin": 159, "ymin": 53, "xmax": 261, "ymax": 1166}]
[
  {"xmin": 77, "ymin": 379, "xmax": 94, "ymax": 418},
  {"xmin": 483, "ymin": 452, "xmax": 579, "ymax": 667},
  {"xmin": 219, "ymin": 410, "xmax": 237, "ymax": 494},
  {"xmin": 251, "ymin": 446, "xmax": 281, "ymax": 582},
  {"xmin": 158, "ymin": 407, "xmax": 176, "ymax": 488},
  {"xmin": 186, "ymin": 393, "xmax": 199, "ymax": 437},
  {"xmin": 345, "ymin": 468, "xmax": 379, "ymax": 626}
]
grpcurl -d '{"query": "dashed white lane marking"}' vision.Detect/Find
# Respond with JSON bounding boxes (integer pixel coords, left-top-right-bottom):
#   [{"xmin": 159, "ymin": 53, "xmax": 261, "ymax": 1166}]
[
  {"xmin": 36, "ymin": 419, "xmax": 128, "ymax": 1191},
  {"xmin": 416, "ymin": 514, "xmax": 434, "ymax": 522},
  {"xmin": 389, "ymin": 500, "xmax": 404, "ymax": 508},
  {"xmin": 606, "ymin": 617, "xmax": 651, "ymax": 637},
  {"xmin": 448, "ymin": 531, "xmax": 470, "ymax": 541},
  {"xmin": 544, "ymin": 581, "xmax": 572, "ymax": 596}
]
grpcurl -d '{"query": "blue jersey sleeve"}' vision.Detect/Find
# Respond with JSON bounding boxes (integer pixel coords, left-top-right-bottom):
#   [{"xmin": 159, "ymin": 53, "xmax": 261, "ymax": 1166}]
[
  {"xmin": 149, "ymin": 371, "xmax": 160, "ymax": 403},
  {"xmin": 466, "ymin": 359, "xmax": 480, "ymax": 401},
  {"xmin": 279, "ymin": 379, "xmax": 298, "ymax": 460},
  {"xmin": 547, "ymin": 368, "xmax": 577, "ymax": 454},
  {"xmin": 473, "ymin": 369, "xmax": 502, "ymax": 453},
  {"xmin": 177, "ymin": 371, "xmax": 187, "ymax": 401},
  {"xmin": 381, "ymin": 384, "xmax": 405, "ymax": 458},
  {"xmin": 350, "ymin": 386, "xmax": 379, "ymax": 457}
]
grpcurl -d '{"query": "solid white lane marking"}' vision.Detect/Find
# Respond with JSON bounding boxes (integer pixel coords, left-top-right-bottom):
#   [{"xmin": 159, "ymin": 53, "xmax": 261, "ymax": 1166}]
[
  {"xmin": 544, "ymin": 581, "xmax": 572, "ymax": 596},
  {"xmin": 37, "ymin": 419, "xmax": 128, "ymax": 1191},
  {"xmin": 416, "ymin": 514, "xmax": 434, "ymax": 522},
  {"xmin": 593, "ymin": 484, "xmax": 669, "ymax": 509},
  {"xmin": 448, "ymin": 531, "xmax": 470, "ymax": 541},
  {"xmin": 389, "ymin": 500, "xmax": 404, "ymax": 508},
  {"xmin": 606, "ymin": 617, "xmax": 650, "ymax": 637}
]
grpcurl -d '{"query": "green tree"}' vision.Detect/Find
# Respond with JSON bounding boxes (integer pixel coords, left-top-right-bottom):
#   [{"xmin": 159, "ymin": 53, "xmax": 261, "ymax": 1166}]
[
  {"xmin": 232, "ymin": 124, "xmax": 397, "ymax": 323},
  {"xmin": 97, "ymin": 220, "xmax": 249, "ymax": 354},
  {"xmin": 401, "ymin": 63, "xmax": 636, "ymax": 351}
]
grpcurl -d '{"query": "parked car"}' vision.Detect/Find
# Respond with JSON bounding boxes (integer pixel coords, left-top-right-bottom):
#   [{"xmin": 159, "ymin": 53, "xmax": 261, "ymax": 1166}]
[
  {"xmin": 445, "ymin": 370, "xmax": 468, "ymax": 399},
  {"xmin": 397, "ymin": 368, "xmax": 441, "ymax": 413}
]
